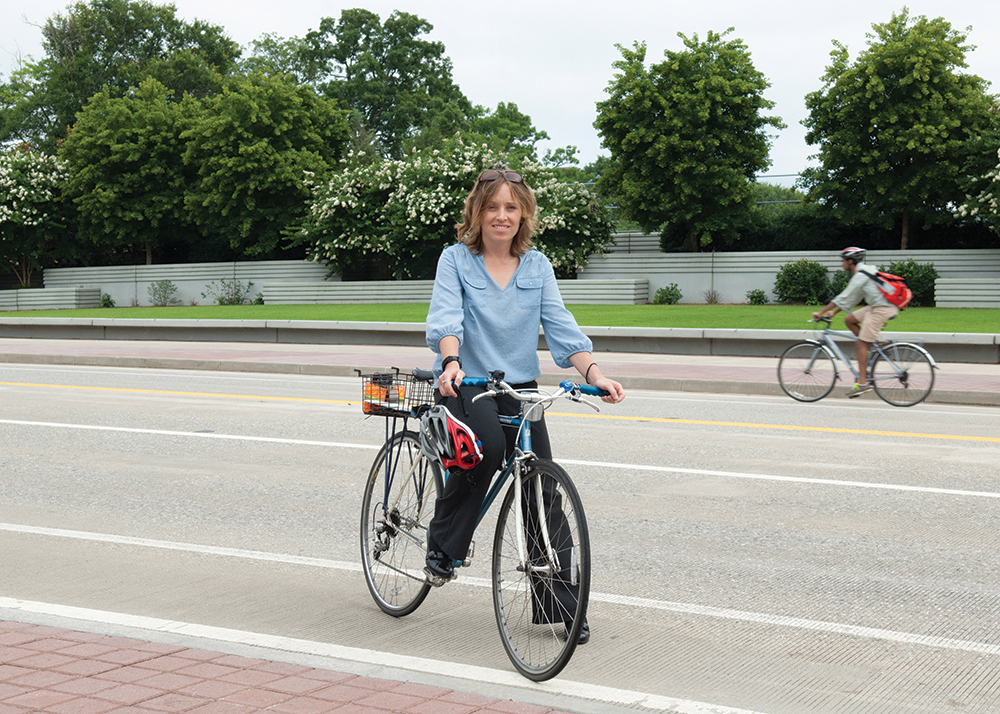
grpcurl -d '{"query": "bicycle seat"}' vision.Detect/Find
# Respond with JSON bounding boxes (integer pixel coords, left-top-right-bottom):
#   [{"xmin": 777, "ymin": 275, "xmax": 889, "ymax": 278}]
[{"xmin": 413, "ymin": 367, "xmax": 434, "ymax": 382}]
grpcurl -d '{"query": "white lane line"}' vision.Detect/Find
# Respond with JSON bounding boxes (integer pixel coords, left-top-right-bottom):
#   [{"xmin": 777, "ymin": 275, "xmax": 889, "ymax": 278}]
[
  {"xmin": 5, "ymin": 523, "xmax": 1000, "ymax": 659},
  {"xmin": 0, "ymin": 524, "xmax": 362, "ymax": 572},
  {"xmin": 2, "ymin": 418, "xmax": 998, "ymax": 500},
  {"xmin": 0, "ymin": 597, "xmax": 764, "ymax": 714},
  {"xmin": 0, "ymin": 419, "xmax": 379, "ymax": 451},
  {"xmin": 562, "ymin": 459, "xmax": 1000, "ymax": 500}
]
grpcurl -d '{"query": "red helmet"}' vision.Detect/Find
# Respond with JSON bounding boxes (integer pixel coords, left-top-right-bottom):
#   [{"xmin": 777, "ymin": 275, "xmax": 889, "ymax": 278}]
[{"xmin": 419, "ymin": 405, "xmax": 483, "ymax": 471}]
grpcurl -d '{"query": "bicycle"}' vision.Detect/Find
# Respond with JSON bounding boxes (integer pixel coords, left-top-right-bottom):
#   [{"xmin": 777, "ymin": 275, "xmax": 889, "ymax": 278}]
[
  {"xmin": 358, "ymin": 367, "xmax": 608, "ymax": 681},
  {"xmin": 777, "ymin": 316, "xmax": 937, "ymax": 407}
]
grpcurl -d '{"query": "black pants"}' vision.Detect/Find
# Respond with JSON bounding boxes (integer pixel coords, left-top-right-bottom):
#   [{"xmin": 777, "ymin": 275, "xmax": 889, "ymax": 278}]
[{"xmin": 426, "ymin": 381, "xmax": 551, "ymax": 561}]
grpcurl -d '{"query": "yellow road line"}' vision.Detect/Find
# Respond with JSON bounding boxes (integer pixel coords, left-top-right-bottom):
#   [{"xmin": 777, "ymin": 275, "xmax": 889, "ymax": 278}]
[
  {"xmin": 547, "ymin": 411, "xmax": 1000, "ymax": 443},
  {"xmin": 0, "ymin": 381, "xmax": 348, "ymax": 405},
  {"xmin": 3, "ymin": 381, "xmax": 995, "ymax": 443}
]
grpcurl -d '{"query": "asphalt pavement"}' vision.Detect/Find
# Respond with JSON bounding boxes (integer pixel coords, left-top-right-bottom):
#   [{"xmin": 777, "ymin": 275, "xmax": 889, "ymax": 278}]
[{"xmin": 1, "ymin": 335, "xmax": 999, "ymax": 714}]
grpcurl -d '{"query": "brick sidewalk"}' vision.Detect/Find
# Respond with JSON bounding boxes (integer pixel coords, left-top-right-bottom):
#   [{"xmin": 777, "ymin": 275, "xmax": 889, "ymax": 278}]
[{"xmin": 0, "ymin": 621, "xmax": 573, "ymax": 714}]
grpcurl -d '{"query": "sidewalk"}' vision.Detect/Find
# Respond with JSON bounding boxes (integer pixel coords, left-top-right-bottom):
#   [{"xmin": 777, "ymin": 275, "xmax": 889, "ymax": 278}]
[
  {"xmin": 0, "ymin": 337, "xmax": 998, "ymax": 406},
  {"xmin": 0, "ymin": 619, "xmax": 589, "ymax": 714}
]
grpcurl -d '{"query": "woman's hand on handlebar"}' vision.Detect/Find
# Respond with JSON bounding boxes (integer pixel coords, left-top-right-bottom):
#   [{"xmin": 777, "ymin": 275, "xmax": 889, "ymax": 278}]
[
  {"xmin": 438, "ymin": 363, "xmax": 464, "ymax": 398},
  {"xmin": 592, "ymin": 376, "xmax": 625, "ymax": 404}
]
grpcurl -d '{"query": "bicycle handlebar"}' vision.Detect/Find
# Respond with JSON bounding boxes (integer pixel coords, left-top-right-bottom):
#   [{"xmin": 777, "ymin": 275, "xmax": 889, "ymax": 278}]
[{"xmin": 465, "ymin": 376, "xmax": 606, "ymax": 413}]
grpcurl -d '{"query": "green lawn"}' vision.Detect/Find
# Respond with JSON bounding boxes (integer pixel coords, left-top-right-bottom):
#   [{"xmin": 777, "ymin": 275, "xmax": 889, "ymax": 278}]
[{"xmin": 1, "ymin": 303, "xmax": 996, "ymax": 333}]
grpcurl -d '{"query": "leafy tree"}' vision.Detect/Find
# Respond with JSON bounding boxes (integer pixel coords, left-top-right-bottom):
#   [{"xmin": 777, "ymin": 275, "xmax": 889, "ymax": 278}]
[
  {"xmin": 293, "ymin": 137, "xmax": 613, "ymax": 280},
  {"xmin": 182, "ymin": 72, "xmax": 350, "ymax": 258},
  {"xmin": 468, "ymin": 102, "xmax": 550, "ymax": 162},
  {"xmin": 61, "ymin": 77, "xmax": 197, "ymax": 265},
  {"xmin": 801, "ymin": 9, "xmax": 995, "ymax": 249},
  {"xmin": 751, "ymin": 182, "xmax": 804, "ymax": 216},
  {"xmin": 956, "ymin": 122, "xmax": 1000, "ymax": 238},
  {"xmin": 595, "ymin": 31, "xmax": 784, "ymax": 251},
  {"xmin": 299, "ymin": 9, "xmax": 471, "ymax": 159},
  {"xmin": 0, "ymin": 0, "xmax": 239, "ymax": 149},
  {"xmin": 0, "ymin": 146, "xmax": 76, "ymax": 286}
]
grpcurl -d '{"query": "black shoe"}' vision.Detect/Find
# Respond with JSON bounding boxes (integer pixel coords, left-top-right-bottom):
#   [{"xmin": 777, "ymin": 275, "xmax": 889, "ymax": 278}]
[
  {"xmin": 424, "ymin": 550, "xmax": 455, "ymax": 585},
  {"xmin": 564, "ymin": 618, "xmax": 590, "ymax": 645}
]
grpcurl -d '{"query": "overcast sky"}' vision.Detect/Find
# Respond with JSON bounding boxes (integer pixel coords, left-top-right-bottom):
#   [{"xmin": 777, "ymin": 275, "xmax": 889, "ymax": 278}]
[{"xmin": 2, "ymin": 0, "xmax": 998, "ymax": 186}]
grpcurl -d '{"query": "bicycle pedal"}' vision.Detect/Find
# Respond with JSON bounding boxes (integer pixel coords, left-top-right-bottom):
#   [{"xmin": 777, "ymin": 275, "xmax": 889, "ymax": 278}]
[
  {"xmin": 424, "ymin": 567, "xmax": 457, "ymax": 587},
  {"xmin": 462, "ymin": 541, "xmax": 475, "ymax": 568}
]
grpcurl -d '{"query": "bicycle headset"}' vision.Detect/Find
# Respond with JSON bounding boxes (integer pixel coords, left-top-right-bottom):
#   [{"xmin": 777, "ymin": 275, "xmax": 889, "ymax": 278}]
[{"xmin": 419, "ymin": 405, "xmax": 483, "ymax": 471}]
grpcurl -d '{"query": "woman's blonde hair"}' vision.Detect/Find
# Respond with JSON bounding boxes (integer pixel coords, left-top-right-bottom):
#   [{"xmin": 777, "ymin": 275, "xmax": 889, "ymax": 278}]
[{"xmin": 455, "ymin": 172, "xmax": 538, "ymax": 256}]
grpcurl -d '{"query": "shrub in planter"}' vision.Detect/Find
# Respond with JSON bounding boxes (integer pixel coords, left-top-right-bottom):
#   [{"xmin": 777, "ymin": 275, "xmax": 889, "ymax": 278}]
[
  {"xmin": 745, "ymin": 288, "xmax": 768, "ymax": 305},
  {"xmin": 773, "ymin": 259, "xmax": 830, "ymax": 305},
  {"xmin": 653, "ymin": 283, "xmax": 682, "ymax": 305}
]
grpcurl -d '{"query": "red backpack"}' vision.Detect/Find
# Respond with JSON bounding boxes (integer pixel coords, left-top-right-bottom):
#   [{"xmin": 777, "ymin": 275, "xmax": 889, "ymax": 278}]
[{"xmin": 863, "ymin": 269, "xmax": 913, "ymax": 310}]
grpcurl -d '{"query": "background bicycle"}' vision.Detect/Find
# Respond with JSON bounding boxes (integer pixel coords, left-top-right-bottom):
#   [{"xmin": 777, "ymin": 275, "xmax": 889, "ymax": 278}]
[
  {"xmin": 358, "ymin": 367, "xmax": 606, "ymax": 681},
  {"xmin": 778, "ymin": 316, "xmax": 937, "ymax": 407}
]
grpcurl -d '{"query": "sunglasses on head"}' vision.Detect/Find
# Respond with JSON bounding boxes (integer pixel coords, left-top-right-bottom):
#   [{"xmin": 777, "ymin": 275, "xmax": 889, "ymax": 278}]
[{"xmin": 478, "ymin": 169, "xmax": 523, "ymax": 184}]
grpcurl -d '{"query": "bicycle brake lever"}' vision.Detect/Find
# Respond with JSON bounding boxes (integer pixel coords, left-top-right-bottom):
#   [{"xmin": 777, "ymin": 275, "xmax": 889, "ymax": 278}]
[
  {"xmin": 572, "ymin": 396, "xmax": 601, "ymax": 413},
  {"xmin": 471, "ymin": 390, "xmax": 498, "ymax": 403}
]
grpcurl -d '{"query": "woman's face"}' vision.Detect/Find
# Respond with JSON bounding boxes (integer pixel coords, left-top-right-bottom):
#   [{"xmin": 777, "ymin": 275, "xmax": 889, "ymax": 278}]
[{"xmin": 480, "ymin": 182, "xmax": 522, "ymax": 250}]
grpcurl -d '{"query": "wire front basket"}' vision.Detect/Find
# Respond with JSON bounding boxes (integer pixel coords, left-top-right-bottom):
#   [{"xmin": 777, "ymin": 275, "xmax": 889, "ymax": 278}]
[{"xmin": 360, "ymin": 371, "xmax": 433, "ymax": 417}]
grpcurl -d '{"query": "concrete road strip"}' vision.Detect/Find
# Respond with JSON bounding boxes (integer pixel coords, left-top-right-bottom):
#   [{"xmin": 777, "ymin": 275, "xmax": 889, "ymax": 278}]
[{"xmin": 3, "ymin": 523, "xmax": 999, "ymax": 659}]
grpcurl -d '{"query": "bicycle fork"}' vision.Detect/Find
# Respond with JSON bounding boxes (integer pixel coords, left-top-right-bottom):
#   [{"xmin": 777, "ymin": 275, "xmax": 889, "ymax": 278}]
[{"xmin": 511, "ymin": 458, "xmax": 574, "ymax": 585}]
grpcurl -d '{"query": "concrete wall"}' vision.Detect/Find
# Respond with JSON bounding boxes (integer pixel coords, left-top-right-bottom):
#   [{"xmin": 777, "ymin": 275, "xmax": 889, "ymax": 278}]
[
  {"xmin": 580, "ymin": 248, "xmax": 1000, "ymax": 304},
  {"xmin": 262, "ymin": 279, "xmax": 649, "ymax": 305},
  {"xmin": 41, "ymin": 248, "xmax": 1000, "ymax": 308},
  {"xmin": 43, "ymin": 260, "xmax": 333, "ymax": 307},
  {"xmin": 936, "ymin": 279, "xmax": 1000, "ymax": 308},
  {"xmin": 0, "ymin": 287, "xmax": 101, "ymax": 311}
]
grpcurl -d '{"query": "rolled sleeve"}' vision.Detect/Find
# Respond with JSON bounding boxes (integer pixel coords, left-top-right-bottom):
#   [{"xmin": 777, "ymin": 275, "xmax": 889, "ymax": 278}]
[
  {"xmin": 426, "ymin": 248, "xmax": 464, "ymax": 352},
  {"xmin": 833, "ymin": 272, "xmax": 867, "ymax": 313}
]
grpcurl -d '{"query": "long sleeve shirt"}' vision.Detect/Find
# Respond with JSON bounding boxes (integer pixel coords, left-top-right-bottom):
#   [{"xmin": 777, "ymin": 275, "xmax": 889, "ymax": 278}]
[
  {"xmin": 426, "ymin": 244, "xmax": 593, "ymax": 383},
  {"xmin": 833, "ymin": 264, "xmax": 893, "ymax": 313}
]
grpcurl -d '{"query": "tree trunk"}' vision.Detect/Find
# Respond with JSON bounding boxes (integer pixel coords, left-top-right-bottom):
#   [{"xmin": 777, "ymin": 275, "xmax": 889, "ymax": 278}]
[
  {"xmin": 146, "ymin": 242, "xmax": 153, "ymax": 265},
  {"xmin": 15, "ymin": 254, "xmax": 31, "ymax": 287},
  {"xmin": 900, "ymin": 209, "xmax": 909, "ymax": 250},
  {"xmin": 687, "ymin": 226, "xmax": 698, "ymax": 252}
]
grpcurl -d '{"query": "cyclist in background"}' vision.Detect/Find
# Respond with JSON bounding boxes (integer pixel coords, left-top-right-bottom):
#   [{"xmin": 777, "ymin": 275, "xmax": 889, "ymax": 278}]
[
  {"xmin": 812, "ymin": 247, "xmax": 899, "ymax": 397},
  {"xmin": 424, "ymin": 166, "xmax": 625, "ymax": 643}
]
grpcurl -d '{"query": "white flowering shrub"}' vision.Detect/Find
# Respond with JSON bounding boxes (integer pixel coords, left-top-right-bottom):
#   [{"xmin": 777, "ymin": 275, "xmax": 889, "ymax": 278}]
[
  {"xmin": 956, "ymin": 147, "xmax": 1000, "ymax": 235},
  {"xmin": 0, "ymin": 147, "xmax": 72, "ymax": 286},
  {"xmin": 295, "ymin": 137, "xmax": 614, "ymax": 280}
]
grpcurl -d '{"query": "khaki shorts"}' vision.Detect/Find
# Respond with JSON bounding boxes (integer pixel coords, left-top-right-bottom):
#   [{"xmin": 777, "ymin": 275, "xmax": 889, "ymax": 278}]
[{"xmin": 852, "ymin": 305, "xmax": 898, "ymax": 342}]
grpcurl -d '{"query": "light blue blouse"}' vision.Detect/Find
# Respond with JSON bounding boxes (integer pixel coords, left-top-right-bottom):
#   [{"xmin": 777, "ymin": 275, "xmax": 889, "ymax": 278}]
[{"xmin": 426, "ymin": 244, "xmax": 593, "ymax": 383}]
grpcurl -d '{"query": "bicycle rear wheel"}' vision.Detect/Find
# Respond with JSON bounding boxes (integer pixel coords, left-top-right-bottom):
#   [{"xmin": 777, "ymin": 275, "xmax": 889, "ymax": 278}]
[
  {"xmin": 491, "ymin": 459, "xmax": 590, "ymax": 681},
  {"xmin": 360, "ymin": 430, "xmax": 440, "ymax": 616},
  {"xmin": 778, "ymin": 342, "xmax": 837, "ymax": 402},
  {"xmin": 871, "ymin": 343, "xmax": 935, "ymax": 407}
]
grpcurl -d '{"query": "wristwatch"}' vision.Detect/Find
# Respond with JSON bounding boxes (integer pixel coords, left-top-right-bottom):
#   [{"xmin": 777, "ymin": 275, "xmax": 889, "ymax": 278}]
[{"xmin": 441, "ymin": 355, "xmax": 462, "ymax": 370}]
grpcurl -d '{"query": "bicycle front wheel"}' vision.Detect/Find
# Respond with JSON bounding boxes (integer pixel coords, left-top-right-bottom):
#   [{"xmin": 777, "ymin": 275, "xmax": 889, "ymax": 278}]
[
  {"xmin": 778, "ymin": 342, "xmax": 837, "ymax": 402},
  {"xmin": 492, "ymin": 459, "xmax": 590, "ymax": 681},
  {"xmin": 871, "ymin": 343, "xmax": 935, "ymax": 407},
  {"xmin": 360, "ymin": 430, "xmax": 440, "ymax": 617}
]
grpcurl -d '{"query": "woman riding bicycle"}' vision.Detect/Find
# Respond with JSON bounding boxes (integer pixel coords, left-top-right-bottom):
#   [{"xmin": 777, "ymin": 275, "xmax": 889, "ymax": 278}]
[{"xmin": 424, "ymin": 167, "xmax": 625, "ymax": 642}]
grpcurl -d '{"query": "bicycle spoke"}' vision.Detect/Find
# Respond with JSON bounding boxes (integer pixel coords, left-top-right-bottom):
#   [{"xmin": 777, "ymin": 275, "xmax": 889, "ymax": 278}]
[
  {"xmin": 360, "ymin": 431, "xmax": 439, "ymax": 616},
  {"xmin": 492, "ymin": 460, "xmax": 589, "ymax": 681},
  {"xmin": 871, "ymin": 343, "xmax": 935, "ymax": 407},
  {"xmin": 778, "ymin": 342, "xmax": 837, "ymax": 402}
]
